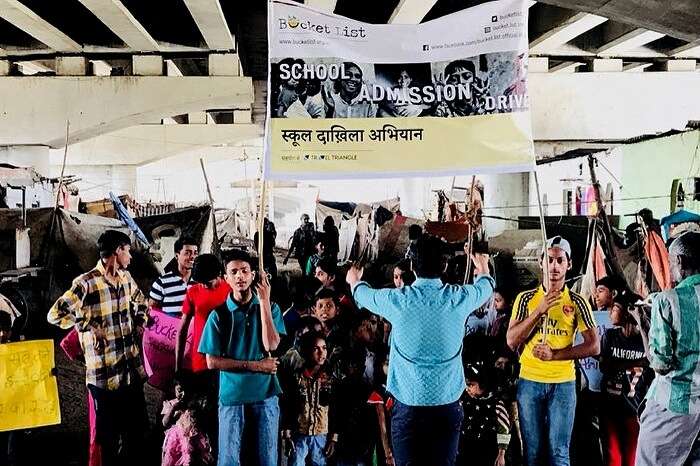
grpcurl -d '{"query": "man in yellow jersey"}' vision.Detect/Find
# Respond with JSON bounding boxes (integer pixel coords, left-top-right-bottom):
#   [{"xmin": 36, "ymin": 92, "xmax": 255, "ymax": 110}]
[{"xmin": 507, "ymin": 236, "xmax": 600, "ymax": 466}]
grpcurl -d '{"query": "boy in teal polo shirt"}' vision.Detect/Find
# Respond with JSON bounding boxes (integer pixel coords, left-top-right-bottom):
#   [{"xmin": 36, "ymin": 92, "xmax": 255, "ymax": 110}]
[{"xmin": 199, "ymin": 249, "xmax": 286, "ymax": 466}]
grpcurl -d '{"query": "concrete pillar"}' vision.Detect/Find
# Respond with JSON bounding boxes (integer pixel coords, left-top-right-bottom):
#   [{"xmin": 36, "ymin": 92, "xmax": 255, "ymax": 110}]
[
  {"xmin": 56, "ymin": 56, "xmax": 87, "ymax": 76},
  {"xmin": 0, "ymin": 60, "xmax": 10, "ymax": 76},
  {"xmin": 132, "ymin": 55, "xmax": 164, "ymax": 76},
  {"xmin": 0, "ymin": 145, "xmax": 51, "ymax": 178},
  {"xmin": 663, "ymin": 60, "xmax": 696, "ymax": 72},
  {"xmin": 592, "ymin": 58, "xmax": 623, "ymax": 72},
  {"xmin": 481, "ymin": 172, "xmax": 530, "ymax": 237},
  {"xmin": 110, "ymin": 165, "xmax": 137, "ymax": 196},
  {"xmin": 209, "ymin": 53, "xmax": 240, "ymax": 76}
]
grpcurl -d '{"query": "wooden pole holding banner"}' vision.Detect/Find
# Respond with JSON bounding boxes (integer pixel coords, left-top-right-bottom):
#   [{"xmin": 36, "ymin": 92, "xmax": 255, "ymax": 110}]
[
  {"xmin": 199, "ymin": 158, "xmax": 221, "ymax": 257},
  {"xmin": 257, "ymin": 179, "xmax": 267, "ymax": 275},
  {"xmin": 534, "ymin": 170, "xmax": 551, "ymax": 342},
  {"xmin": 463, "ymin": 176, "xmax": 477, "ymax": 285}
]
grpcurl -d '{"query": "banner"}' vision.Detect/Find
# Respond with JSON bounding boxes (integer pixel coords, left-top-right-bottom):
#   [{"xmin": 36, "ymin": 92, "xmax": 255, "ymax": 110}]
[
  {"xmin": 0, "ymin": 340, "xmax": 61, "ymax": 432},
  {"xmin": 266, "ymin": 0, "xmax": 534, "ymax": 180},
  {"xmin": 142, "ymin": 309, "xmax": 193, "ymax": 392}
]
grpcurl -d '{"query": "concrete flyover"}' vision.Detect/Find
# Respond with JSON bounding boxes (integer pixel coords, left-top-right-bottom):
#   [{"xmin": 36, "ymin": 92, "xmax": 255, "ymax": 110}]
[{"xmin": 0, "ymin": 75, "xmax": 253, "ymax": 147}]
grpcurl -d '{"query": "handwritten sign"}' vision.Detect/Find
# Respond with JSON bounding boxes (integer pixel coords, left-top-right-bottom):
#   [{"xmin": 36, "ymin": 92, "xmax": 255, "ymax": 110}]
[
  {"xmin": 142, "ymin": 309, "xmax": 193, "ymax": 391},
  {"xmin": 0, "ymin": 340, "xmax": 61, "ymax": 432}
]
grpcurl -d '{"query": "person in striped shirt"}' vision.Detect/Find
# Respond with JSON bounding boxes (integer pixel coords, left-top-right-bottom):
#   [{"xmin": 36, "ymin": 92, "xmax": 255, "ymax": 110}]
[
  {"xmin": 636, "ymin": 231, "xmax": 700, "ymax": 466},
  {"xmin": 149, "ymin": 236, "xmax": 198, "ymax": 315},
  {"xmin": 506, "ymin": 236, "xmax": 599, "ymax": 466}
]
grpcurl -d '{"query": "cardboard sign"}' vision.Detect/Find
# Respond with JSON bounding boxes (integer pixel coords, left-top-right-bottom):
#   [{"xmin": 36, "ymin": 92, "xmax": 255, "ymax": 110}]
[
  {"xmin": 0, "ymin": 339, "xmax": 61, "ymax": 431},
  {"xmin": 142, "ymin": 309, "xmax": 193, "ymax": 391}
]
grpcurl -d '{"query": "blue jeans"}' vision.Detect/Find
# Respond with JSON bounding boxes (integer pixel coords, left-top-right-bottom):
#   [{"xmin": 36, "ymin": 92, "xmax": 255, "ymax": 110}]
[
  {"xmin": 391, "ymin": 399, "xmax": 463, "ymax": 466},
  {"xmin": 218, "ymin": 396, "xmax": 279, "ymax": 466},
  {"xmin": 517, "ymin": 379, "xmax": 576, "ymax": 466},
  {"xmin": 291, "ymin": 434, "xmax": 327, "ymax": 466}
]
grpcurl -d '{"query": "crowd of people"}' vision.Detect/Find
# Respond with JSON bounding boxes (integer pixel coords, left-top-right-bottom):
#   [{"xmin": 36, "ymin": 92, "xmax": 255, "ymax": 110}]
[{"xmin": 0, "ymin": 214, "xmax": 695, "ymax": 466}]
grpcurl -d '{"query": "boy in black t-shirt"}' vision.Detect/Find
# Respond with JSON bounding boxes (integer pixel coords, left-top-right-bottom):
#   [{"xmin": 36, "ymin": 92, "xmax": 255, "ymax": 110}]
[{"xmin": 600, "ymin": 290, "xmax": 654, "ymax": 466}]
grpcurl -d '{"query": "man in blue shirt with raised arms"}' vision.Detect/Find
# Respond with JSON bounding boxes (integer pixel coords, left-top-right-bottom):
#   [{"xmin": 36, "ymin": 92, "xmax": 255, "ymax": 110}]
[
  {"xmin": 198, "ymin": 249, "xmax": 286, "ymax": 466},
  {"xmin": 346, "ymin": 234, "xmax": 495, "ymax": 466}
]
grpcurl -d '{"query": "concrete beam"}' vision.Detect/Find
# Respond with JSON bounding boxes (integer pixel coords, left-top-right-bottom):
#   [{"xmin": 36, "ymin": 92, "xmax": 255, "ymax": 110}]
[
  {"xmin": 389, "ymin": 0, "xmax": 438, "ymax": 24},
  {"xmin": 597, "ymin": 28, "xmax": 664, "ymax": 56},
  {"xmin": 233, "ymin": 109, "xmax": 252, "ymax": 124},
  {"xmin": 530, "ymin": 12, "xmax": 607, "ymax": 54},
  {"xmin": 17, "ymin": 60, "xmax": 53, "ymax": 75},
  {"xmin": 188, "ymin": 112, "xmax": 207, "ymax": 124},
  {"xmin": 56, "ymin": 56, "xmax": 88, "ymax": 76},
  {"xmin": 670, "ymin": 40, "xmax": 700, "ymax": 58},
  {"xmin": 208, "ymin": 53, "xmax": 239, "ymax": 76},
  {"xmin": 76, "ymin": 0, "xmax": 160, "ymax": 51},
  {"xmin": 549, "ymin": 61, "xmax": 583, "ymax": 73},
  {"xmin": 0, "ymin": 0, "xmax": 81, "ymax": 52},
  {"xmin": 663, "ymin": 60, "xmax": 697, "ymax": 72},
  {"xmin": 48, "ymin": 123, "xmax": 263, "ymax": 167},
  {"xmin": 529, "ymin": 57, "xmax": 550, "ymax": 73},
  {"xmin": 304, "ymin": 0, "xmax": 338, "ymax": 13},
  {"xmin": 132, "ymin": 55, "xmax": 163, "ymax": 75},
  {"xmin": 166, "ymin": 59, "xmax": 183, "ymax": 76},
  {"xmin": 90, "ymin": 60, "xmax": 113, "ymax": 76},
  {"xmin": 0, "ymin": 76, "xmax": 254, "ymax": 147},
  {"xmin": 530, "ymin": 71, "xmax": 700, "ymax": 140},
  {"xmin": 182, "ymin": 0, "xmax": 235, "ymax": 51},
  {"xmin": 591, "ymin": 58, "xmax": 623, "ymax": 72}
]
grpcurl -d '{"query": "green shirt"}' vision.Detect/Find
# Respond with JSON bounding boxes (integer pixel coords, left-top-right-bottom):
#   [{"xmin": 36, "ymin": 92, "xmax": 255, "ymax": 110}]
[
  {"xmin": 198, "ymin": 294, "xmax": 286, "ymax": 405},
  {"xmin": 647, "ymin": 274, "xmax": 700, "ymax": 414}
]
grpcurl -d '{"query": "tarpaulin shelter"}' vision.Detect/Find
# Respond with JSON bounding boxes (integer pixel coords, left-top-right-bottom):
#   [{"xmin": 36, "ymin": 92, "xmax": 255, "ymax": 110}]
[{"xmin": 315, "ymin": 198, "xmax": 402, "ymax": 263}]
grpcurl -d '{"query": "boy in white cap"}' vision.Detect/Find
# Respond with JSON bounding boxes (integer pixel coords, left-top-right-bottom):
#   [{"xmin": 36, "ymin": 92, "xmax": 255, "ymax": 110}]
[{"xmin": 506, "ymin": 236, "xmax": 600, "ymax": 466}]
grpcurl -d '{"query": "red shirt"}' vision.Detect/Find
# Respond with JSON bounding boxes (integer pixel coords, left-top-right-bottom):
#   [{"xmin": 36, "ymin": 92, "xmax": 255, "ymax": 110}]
[{"xmin": 182, "ymin": 280, "xmax": 231, "ymax": 372}]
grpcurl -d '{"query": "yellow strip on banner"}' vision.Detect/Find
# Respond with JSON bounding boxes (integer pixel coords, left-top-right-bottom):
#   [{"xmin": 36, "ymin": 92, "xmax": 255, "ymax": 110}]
[
  {"xmin": 0, "ymin": 339, "xmax": 61, "ymax": 432},
  {"xmin": 270, "ymin": 112, "xmax": 533, "ymax": 177}
]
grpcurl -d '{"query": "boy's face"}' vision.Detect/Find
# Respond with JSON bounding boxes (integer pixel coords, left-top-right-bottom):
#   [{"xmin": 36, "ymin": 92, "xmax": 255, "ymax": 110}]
[
  {"xmin": 466, "ymin": 380, "xmax": 485, "ymax": 398},
  {"xmin": 176, "ymin": 245, "xmax": 198, "ymax": 271},
  {"xmin": 494, "ymin": 356, "xmax": 509, "ymax": 370},
  {"xmin": 494, "ymin": 292, "xmax": 506, "ymax": 312},
  {"xmin": 315, "ymin": 267, "xmax": 334, "ymax": 288},
  {"xmin": 310, "ymin": 338, "xmax": 328, "ymax": 366},
  {"xmin": 115, "ymin": 244, "xmax": 132, "ymax": 270},
  {"xmin": 595, "ymin": 285, "xmax": 614, "ymax": 310},
  {"xmin": 541, "ymin": 247, "xmax": 571, "ymax": 283},
  {"xmin": 609, "ymin": 302, "xmax": 626, "ymax": 326},
  {"xmin": 393, "ymin": 267, "xmax": 404, "ymax": 288},
  {"xmin": 225, "ymin": 260, "xmax": 255, "ymax": 293},
  {"xmin": 174, "ymin": 383, "xmax": 185, "ymax": 401},
  {"xmin": 314, "ymin": 298, "xmax": 337, "ymax": 323}
]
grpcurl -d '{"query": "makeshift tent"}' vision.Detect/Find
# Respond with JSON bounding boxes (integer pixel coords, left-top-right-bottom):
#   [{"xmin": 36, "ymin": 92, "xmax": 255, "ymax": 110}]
[{"xmin": 315, "ymin": 198, "xmax": 401, "ymax": 263}]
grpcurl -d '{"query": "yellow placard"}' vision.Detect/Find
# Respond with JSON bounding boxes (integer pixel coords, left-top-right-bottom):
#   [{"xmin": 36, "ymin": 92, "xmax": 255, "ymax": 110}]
[
  {"xmin": 269, "ymin": 112, "xmax": 534, "ymax": 178},
  {"xmin": 0, "ymin": 340, "xmax": 61, "ymax": 432}
]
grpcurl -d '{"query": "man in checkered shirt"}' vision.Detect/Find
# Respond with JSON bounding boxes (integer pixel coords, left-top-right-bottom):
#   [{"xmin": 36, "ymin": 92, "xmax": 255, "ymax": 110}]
[{"xmin": 48, "ymin": 230, "xmax": 149, "ymax": 466}]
